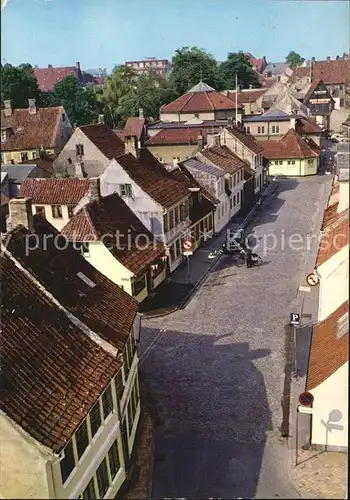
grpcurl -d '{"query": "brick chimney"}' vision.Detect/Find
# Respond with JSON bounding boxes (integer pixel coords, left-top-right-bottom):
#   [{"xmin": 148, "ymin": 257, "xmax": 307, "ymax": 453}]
[
  {"xmin": 125, "ymin": 135, "xmax": 139, "ymax": 158},
  {"xmin": 197, "ymin": 133, "xmax": 205, "ymax": 150},
  {"xmin": 76, "ymin": 62, "xmax": 80, "ymax": 70},
  {"xmin": 4, "ymin": 100, "xmax": 12, "ymax": 117},
  {"xmin": 311, "ymin": 57, "xmax": 315, "ymax": 62},
  {"xmin": 8, "ymin": 198, "xmax": 34, "ymax": 232},
  {"xmin": 28, "ymin": 98, "xmax": 36, "ymax": 114},
  {"xmin": 327, "ymin": 56, "xmax": 331, "ymax": 62},
  {"xmin": 89, "ymin": 177, "xmax": 101, "ymax": 202}
]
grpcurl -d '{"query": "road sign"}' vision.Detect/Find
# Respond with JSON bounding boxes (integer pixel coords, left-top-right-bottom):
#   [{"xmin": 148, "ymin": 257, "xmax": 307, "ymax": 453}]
[
  {"xmin": 183, "ymin": 239, "xmax": 193, "ymax": 251},
  {"xmin": 306, "ymin": 273, "xmax": 320, "ymax": 287},
  {"xmin": 299, "ymin": 391, "xmax": 314, "ymax": 407},
  {"xmin": 290, "ymin": 313, "xmax": 300, "ymax": 326}
]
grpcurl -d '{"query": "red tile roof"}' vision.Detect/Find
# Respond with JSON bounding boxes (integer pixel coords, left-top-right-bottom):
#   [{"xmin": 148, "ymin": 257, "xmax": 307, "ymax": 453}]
[
  {"xmin": 80, "ymin": 124, "xmax": 125, "ymax": 159},
  {"xmin": 312, "ymin": 59, "xmax": 350, "ymax": 85},
  {"xmin": 226, "ymin": 89, "xmax": 267, "ymax": 106},
  {"xmin": 0, "ymin": 252, "xmax": 121, "ymax": 453},
  {"xmin": 316, "ymin": 210, "xmax": 349, "ymax": 267},
  {"xmin": 125, "ymin": 117, "xmax": 145, "ymax": 141},
  {"xmin": 261, "ymin": 128, "xmax": 320, "ymax": 160},
  {"xmin": 302, "ymin": 79, "xmax": 323, "ymax": 103},
  {"xmin": 289, "ymin": 66, "xmax": 312, "ymax": 83},
  {"xmin": 62, "ymin": 194, "xmax": 164, "ymax": 275},
  {"xmin": 114, "ymin": 129, "xmax": 129, "ymax": 142},
  {"xmin": 1, "ymin": 107, "xmax": 65, "ymax": 152},
  {"xmin": 34, "ymin": 66, "xmax": 80, "ymax": 92},
  {"xmin": 200, "ymin": 145, "xmax": 247, "ymax": 174},
  {"xmin": 5, "ymin": 218, "xmax": 138, "ymax": 351},
  {"xmin": 20, "ymin": 178, "xmax": 90, "ymax": 205},
  {"xmin": 160, "ymin": 90, "xmax": 242, "ymax": 113},
  {"xmin": 145, "ymin": 128, "xmax": 207, "ymax": 146},
  {"xmin": 21, "ymin": 152, "xmax": 56, "ymax": 174},
  {"xmin": 295, "ymin": 117, "xmax": 322, "ymax": 135},
  {"xmin": 116, "ymin": 149, "xmax": 190, "ymax": 208},
  {"xmin": 245, "ymin": 53, "xmax": 266, "ymax": 74},
  {"xmin": 175, "ymin": 163, "xmax": 220, "ymax": 205},
  {"xmin": 306, "ymin": 301, "xmax": 349, "ymax": 391},
  {"xmin": 224, "ymin": 126, "xmax": 263, "ymax": 154}
]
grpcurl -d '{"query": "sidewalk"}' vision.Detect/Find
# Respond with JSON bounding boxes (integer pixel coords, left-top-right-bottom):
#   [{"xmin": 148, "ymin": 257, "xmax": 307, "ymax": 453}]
[
  {"xmin": 141, "ymin": 181, "xmax": 277, "ymax": 317},
  {"xmin": 291, "ymin": 449, "xmax": 348, "ymax": 499}
]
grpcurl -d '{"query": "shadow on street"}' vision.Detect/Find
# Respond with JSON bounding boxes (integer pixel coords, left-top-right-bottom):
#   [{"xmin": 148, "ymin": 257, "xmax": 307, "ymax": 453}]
[{"xmin": 140, "ymin": 329, "xmax": 272, "ymax": 498}]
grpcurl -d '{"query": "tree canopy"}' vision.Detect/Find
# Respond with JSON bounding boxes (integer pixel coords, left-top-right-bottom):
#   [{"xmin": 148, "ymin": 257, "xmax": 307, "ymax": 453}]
[
  {"xmin": 48, "ymin": 75, "xmax": 101, "ymax": 126},
  {"xmin": 1, "ymin": 63, "xmax": 42, "ymax": 109},
  {"xmin": 169, "ymin": 46, "xmax": 223, "ymax": 95},
  {"xmin": 285, "ymin": 51, "xmax": 305, "ymax": 68},
  {"xmin": 99, "ymin": 65, "xmax": 177, "ymax": 127},
  {"xmin": 219, "ymin": 52, "xmax": 260, "ymax": 90}
]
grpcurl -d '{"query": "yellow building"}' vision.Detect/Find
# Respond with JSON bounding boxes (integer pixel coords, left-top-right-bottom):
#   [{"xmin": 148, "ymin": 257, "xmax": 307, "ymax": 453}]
[
  {"xmin": 261, "ymin": 128, "xmax": 320, "ymax": 176},
  {"xmin": 1, "ymin": 100, "xmax": 73, "ymax": 164},
  {"xmin": 62, "ymin": 180, "xmax": 167, "ymax": 303},
  {"xmin": 145, "ymin": 127, "xmax": 207, "ymax": 164},
  {"xmin": 1, "ymin": 199, "xmax": 141, "ymax": 499},
  {"xmin": 19, "ymin": 178, "xmax": 91, "ymax": 231}
]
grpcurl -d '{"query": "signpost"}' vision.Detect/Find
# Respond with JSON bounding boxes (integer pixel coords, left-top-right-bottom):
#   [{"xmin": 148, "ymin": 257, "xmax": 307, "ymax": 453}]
[
  {"xmin": 299, "ymin": 391, "xmax": 314, "ymax": 407},
  {"xmin": 183, "ymin": 239, "xmax": 193, "ymax": 284},
  {"xmin": 290, "ymin": 313, "xmax": 300, "ymax": 326},
  {"xmin": 306, "ymin": 272, "xmax": 320, "ymax": 287}
]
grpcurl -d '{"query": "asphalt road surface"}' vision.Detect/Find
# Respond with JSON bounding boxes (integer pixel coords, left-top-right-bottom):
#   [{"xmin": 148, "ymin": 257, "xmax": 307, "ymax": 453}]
[{"xmin": 140, "ymin": 175, "xmax": 332, "ymax": 499}]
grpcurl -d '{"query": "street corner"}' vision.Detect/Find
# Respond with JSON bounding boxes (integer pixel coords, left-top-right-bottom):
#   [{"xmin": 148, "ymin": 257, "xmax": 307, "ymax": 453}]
[{"xmin": 291, "ymin": 450, "xmax": 348, "ymax": 499}]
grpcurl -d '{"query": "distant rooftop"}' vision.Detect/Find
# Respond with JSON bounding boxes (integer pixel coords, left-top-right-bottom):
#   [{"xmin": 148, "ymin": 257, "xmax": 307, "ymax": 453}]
[{"xmin": 187, "ymin": 81, "xmax": 216, "ymax": 93}]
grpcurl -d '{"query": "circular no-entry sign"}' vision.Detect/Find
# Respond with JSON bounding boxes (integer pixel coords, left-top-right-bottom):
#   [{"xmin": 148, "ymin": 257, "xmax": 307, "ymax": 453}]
[
  {"xmin": 306, "ymin": 273, "xmax": 320, "ymax": 287},
  {"xmin": 299, "ymin": 391, "xmax": 314, "ymax": 407},
  {"xmin": 183, "ymin": 240, "xmax": 193, "ymax": 251}
]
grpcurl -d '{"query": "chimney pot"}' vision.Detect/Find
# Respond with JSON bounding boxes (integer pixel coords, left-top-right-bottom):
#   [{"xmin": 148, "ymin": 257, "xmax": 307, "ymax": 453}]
[
  {"xmin": 125, "ymin": 135, "xmax": 139, "ymax": 158},
  {"xmin": 249, "ymin": 84, "xmax": 252, "ymax": 89},
  {"xmin": 327, "ymin": 56, "xmax": 330, "ymax": 61},
  {"xmin": 76, "ymin": 62, "xmax": 80, "ymax": 70},
  {"xmin": 89, "ymin": 178, "xmax": 101, "ymax": 202},
  {"xmin": 28, "ymin": 98, "xmax": 36, "ymax": 114},
  {"xmin": 9, "ymin": 197, "xmax": 34, "ymax": 233},
  {"xmin": 311, "ymin": 57, "xmax": 315, "ymax": 62},
  {"xmin": 4, "ymin": 100, "xmax": 12, "ymax": 116}
]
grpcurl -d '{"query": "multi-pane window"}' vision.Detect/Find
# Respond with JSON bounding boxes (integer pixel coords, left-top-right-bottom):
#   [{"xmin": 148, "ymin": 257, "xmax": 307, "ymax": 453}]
[
  {"xmin": 51, "ymin": 205, "xmax": 63, "ymax": 219},
  {"xmin": 60, "ymin": 440, "xmax": 75, "ymax": 484},
  {"xmin": 163, "ymin": 213, "xmax": 168, "ymax": 233},
  {"xmin": 175, "ymin": 239, "xmax": 181, "ymax": 258},
  {"xmin": 89, "ymin": 400, "xmax": 102, "ymax": 437},
  {"xmin": 75, "ymin": 420, "xmax": 89, "ymax": 460},
  {"xmin": 169, "ymin": 209, "xmax": 174, "ymax": 229},
  {"xmin": 20, "ymin": 152, "xmax": 28, "ymax": 162},
  {"xmin": 101, "ymin": 385, "xmax": 114, "ymax": 419},
  {"xmin": 108, "ymin": 441, "xmax": 121, "ymax": 479},
  {"xmin": 35, "ymin": 206, "xmax": 45, "ymax": 216},
  {"xmin": 96, "ymin": 458, "xmax": 110, "ymax": 498},
  {"xmin": 132, "ymin": 274, "xmax": 146, "ymax": 296},
  {"xmin": 119, "ymin": 184, "xmax": 132, "ymax": 197},
  {"xmin": 174, "ymin": 206, "xmax": 179, "ymax": 225},
  {"xmin": 83, "ymin": 478, "xmax": 96, "ymax": 499},
  {"xmin": 76, "ymin": 144, "xmax": 84, "ymax": 156}
]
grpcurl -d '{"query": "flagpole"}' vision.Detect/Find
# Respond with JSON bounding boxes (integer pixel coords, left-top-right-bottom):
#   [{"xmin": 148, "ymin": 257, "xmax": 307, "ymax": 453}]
[{"xmin": 235, "ymin": 73, "xmax": 238, "ymax": 125}]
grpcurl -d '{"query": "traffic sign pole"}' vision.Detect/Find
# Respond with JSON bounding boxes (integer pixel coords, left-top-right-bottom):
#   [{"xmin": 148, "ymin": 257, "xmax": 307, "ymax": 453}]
[{"xmin": 187, "ymin": 254, "xmax": 191, "ymax": 284}]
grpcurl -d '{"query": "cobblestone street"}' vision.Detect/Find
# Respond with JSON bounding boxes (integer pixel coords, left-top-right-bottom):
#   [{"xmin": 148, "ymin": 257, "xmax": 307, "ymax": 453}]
[{"xmin": 140, "ymin": 175, "xmax": 332, "ymax": 498}]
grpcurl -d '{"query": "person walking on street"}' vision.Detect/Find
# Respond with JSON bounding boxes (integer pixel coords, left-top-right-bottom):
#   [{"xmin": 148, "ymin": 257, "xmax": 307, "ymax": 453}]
[{"xmin": 246, "ymin": 247, "xmax": 253, "ymax": 268}]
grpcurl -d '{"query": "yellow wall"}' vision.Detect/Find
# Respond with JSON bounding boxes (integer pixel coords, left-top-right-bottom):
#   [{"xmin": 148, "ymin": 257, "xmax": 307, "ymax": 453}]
[
  {"xmin": 160, "ymin": 111, "xmax": 215, "ymax": 122},
  {"xmin": 0, "ymin": 414, "xmax": 52, "ymax": 499},
  {"xmin": 245, "ymin": 120, "xmax": 290, "ymax": 139},
  {"xmin": 310, "ymin": 363, "xmax": 348, "ymax": 449},
  {"xmin": 79, "ymin": 241, "xmax": 166, "ymax": 302},
  {"xmin": 146, "ymin": 144, "xmax": 197, "ymax": 164},
  {"xmin": 317, "ymin": 245, "xmax": 349, "ymax": 322},
  {"xmin": 268, "ymin": 158, "xmax": 318, "ymax": 176},
  {"xmin": 3, "ymin": 149, "xmax": 55, "ymax": 164},
  {"xmin": 31, "ymin": 203, "xmax": 71, "ymax": 232}
]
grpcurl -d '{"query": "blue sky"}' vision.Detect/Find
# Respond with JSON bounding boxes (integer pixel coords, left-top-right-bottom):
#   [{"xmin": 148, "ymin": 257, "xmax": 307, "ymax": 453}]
[{"xmin": 2, "ymin": 0, "xmax": 349, "ymax": 72}]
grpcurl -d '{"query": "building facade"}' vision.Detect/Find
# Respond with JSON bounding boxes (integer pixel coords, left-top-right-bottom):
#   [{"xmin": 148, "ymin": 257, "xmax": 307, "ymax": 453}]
[{"xmin": 125, "ymin": 58, "xmax": 171, "ymax": 79}]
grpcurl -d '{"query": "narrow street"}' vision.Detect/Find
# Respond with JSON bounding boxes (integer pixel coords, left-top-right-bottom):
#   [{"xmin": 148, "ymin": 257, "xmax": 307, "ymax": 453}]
[{"xmin": 139, "ymin": 175, "xmax": 332, "ymax": 499}]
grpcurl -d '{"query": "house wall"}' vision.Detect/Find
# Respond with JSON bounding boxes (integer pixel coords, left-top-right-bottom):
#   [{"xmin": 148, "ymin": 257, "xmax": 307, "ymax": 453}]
[
  {"xmin": 243, "ymin": 119, "xmax": 290, "ymax": 140},
  {"xmin": 267, "ymin": 158, "xmax": 318, "ymax": 176},
  {"xmin": 310, "ymin": 363, "xmax": 348, "ymax": 449},
  {"xmin": 146, "ymin": 144, "xmax": 198, "ymax": 164},
  {"xmin": 160, "ymin": 111, "xmax": 215, "ymax": 122},
  {"xmin": 30, "ymin": 203, "xmax": 72, "ymax": 232},
  {"xmin": 317, "ymin": 245, "xmax": 349, "ymax": 322},
  {"xmin": 0, "ymin": 414, "xmax": 51, "ymax": 499},
  {"xmin": 53, "ymin": 111, "xmax": 74, "ymax": 151},
  {"xmin": 54, "ymin": 128, "xmax": 111, "ymax": 178},
  {"xmin": 2, "ymin": 148, "xmax": 55, "ymax": 165}
]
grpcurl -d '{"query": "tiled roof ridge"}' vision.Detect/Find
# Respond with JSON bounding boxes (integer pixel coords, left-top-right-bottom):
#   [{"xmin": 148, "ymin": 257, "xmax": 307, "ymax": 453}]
[
  {"xmin": 197, "ymin": 149, "xmax": 221, "ymax": 171},
  {"xmin": 205, "ymin": 91, "xmax": 215, "ymax": 110},
  {"xmin": 1, "ymin": 241, "xmax": 118, "ymax": 357}
]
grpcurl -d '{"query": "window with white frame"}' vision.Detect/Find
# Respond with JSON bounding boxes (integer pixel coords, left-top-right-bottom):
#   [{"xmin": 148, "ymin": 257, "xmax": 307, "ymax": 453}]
[
  {"xmin": 101, "ymin": 385, "xmax": 114, "ymax": 419},
  {"xmin": 76, "ymin": 144, "xmax": 84, "ymax": 156},
  {"xmin": 89, "ymin": 399, "xmax": 102, "ymax": 438},
  {"xmin": 75, "ymin": 420, "xmax": 89, "ymax": 460},
  {"xmin": 96, "ymin": 458, "xmax": 109, "ymax": 498},
  {"xmin": 60, "ymin": 440, "xmax": 75, "ymax": 484},
  {"xmin": 107, "ymin": 440, "xmax": 121, "ymax": 480},
  {"xmin": 237, "ymin": 191, "xmax": 240, "ymax": 204},
  {"xmin": 82, "ymin": 478, "xmax": 96, "ymax": 499}
]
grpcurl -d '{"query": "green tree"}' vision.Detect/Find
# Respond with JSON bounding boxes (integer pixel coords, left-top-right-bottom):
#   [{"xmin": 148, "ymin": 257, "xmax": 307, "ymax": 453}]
[
  {"xmin": 49, "ymin": 75, "xmax": 100, "ymax": 126},
  {"xmin": 285, "ymin": 51, "xmax": 305, "ymax": 68},
  {"xmin": 169, "ymin": 46, "xmax": 223, "ymax": 95},
  {"xmin": 117, "ymin": 70, "xmax": 177, "ymax": 125},
  {"xmin": 219, "ymin": 52, "xmax": 260, "ymax": 90},
  {"xmin": 1, "ymin": 63, "xmax": 42, "ymax": 109}
]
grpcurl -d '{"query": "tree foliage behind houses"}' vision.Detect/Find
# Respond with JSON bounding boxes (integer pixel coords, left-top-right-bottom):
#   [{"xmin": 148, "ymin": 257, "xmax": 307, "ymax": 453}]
[
  {"xmin": 1, "ymin": 63, "xmax": 42, "ymax": 109},
  {"xmin": 285, "ymin": 51, "xmax": 305, "ymax": 67},
  {"xmin": 219, "ymin": 52, "xmax": 260, "ymax": 89}
]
